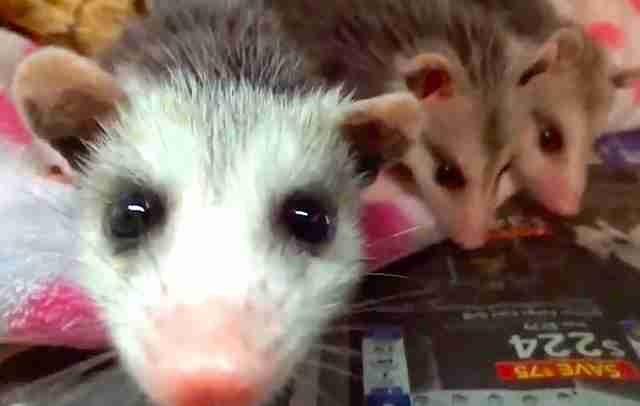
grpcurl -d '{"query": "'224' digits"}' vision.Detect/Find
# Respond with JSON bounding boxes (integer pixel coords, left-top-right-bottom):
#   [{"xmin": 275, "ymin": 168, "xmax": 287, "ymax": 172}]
[{"xmin": 509, "ymin": 332, "xmax": 626, "ymax": 359}]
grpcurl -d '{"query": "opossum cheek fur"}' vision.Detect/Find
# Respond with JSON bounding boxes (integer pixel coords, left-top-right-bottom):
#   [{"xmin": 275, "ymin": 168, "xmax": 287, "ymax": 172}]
[
  {"xmin": 394, "ymin": 52, "xmax": 518, "ymax": 250},
  {"xmin": 400, "ymin": 96, "xmax": 515, "ymax": 249},
  {"xmin": 515, "ymin": 99, "xmax": 590, "ymax": 217}
]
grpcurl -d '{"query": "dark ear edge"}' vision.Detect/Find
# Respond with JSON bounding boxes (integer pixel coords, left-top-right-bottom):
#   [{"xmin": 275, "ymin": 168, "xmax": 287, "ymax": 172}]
[
  {"xmin": 339, "ymin": 92, "xmax": 425, "ymax": 184},
  {"xmin": 342, "ymin": 120, "xmax": 410, "ymax": 185},
  {"xmin": 397, "ymin": 53, "xmax": 457, "ymax": 100},
  {"xmin": 611, "ymin": 66, "xmax": 640, "ymax": 89},
  {"xmin": 11, "ymin": 46, "xmax": 127, "ymax": 169},
  {"xmin": 518, "ymin": 26, "xmax": 585, "ymax": 86}
]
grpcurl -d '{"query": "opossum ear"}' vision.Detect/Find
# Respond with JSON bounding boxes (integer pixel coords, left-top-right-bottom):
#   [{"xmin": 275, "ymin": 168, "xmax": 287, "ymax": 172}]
[
  {"xmin": 397, "ymin": 53, "xmax": 457, "ymax": 100},
  {"xmin": 610, "ymin": 66, "xmax": 640, "ymax": 89},
  {"xmin": 340, "ymin": 92, "xmax": 425, "ymax": 182},
  {"xmin": 518, "ymin": 27, "xmax": 584, "ymax": 86},
  {"xmin": 12, "ymin": 46, "xmax": 127, "ymax": 169}
]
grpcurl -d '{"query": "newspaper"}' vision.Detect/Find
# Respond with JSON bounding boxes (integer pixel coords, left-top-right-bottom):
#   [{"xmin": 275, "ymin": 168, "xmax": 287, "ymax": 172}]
[{"xmin": 354, "ymin": 164, "xmax": 640, "ymax": 406}]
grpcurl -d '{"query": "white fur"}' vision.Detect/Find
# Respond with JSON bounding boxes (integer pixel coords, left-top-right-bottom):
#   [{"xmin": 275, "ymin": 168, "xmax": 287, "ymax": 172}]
[{"xmin": 72, "ymin": 71, "xmax": 364, "ymax": 404}]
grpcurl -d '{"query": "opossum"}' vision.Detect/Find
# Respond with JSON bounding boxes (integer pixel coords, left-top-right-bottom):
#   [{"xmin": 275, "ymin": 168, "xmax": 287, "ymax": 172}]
[
  {"xmin": 10, "ymin": 1, "xmax": 420, "ymax": 405},
  {"xmin": 470, "ymin": 0, "xmax": 640, "ymax": 216},
  {"xmin": 268, "ymin": 0, "xmax": 536, "ymax": 249}
]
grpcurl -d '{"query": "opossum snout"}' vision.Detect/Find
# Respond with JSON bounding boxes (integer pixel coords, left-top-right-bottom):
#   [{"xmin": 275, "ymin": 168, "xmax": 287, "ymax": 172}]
[
  {"xmin": 140, "ymin": 300, "xmax": 281, "ymax": 406},
  {"xmin": 535, "ymin": 173, "xmax": 584, "ymax": 217},
  {"xmin": 449, "ymin": 207, "xmax": 490, "ymax": 250}
]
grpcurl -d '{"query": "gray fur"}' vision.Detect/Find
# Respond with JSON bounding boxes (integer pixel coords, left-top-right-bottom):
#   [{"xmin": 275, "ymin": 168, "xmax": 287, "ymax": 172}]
[
  {"xmin": 267, "ymin": 0, "xmax": 531, "ymax": 162},
  {"xmin": 269, "ymin": 0, "xmax": 516, "ymax": 102},
  {"xmin": 98, "ymin": 0, "xmax": 326, "ymax": 97},
  {"xmin": 268, "ymin": 0, "xmax": 530, "ymax": 249},
  {"xmin": 473, "ymin": 0, "xmax": 612, "ymax": 115},
  {"xmin": 473, "ymin": 0, "xmax": 568, "ymax": 41}
]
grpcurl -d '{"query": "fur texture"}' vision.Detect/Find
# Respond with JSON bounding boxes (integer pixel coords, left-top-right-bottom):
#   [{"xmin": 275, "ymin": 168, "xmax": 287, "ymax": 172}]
[
  {"xmin": 471, "ymin": 0, "xmax": 640, "ymax": 216},
  {"xmin": 10, "ymin": 1, "xmax": 404, "ymax": 405},
  {"xmin": 269, "ymin": 0, "xmax": 532, "ymax": 249}
]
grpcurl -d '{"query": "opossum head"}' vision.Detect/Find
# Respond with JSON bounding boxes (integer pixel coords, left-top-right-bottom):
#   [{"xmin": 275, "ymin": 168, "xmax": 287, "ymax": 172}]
[
  {"xmin": 12, "ymin": 46, "xmax": 421, "ymax": 406},
  {"xmin": 513, "ymin": 26, "xmax": 640, "ymax": 216},
  {"xmin": 388, "ymin": 52, "xmax": 523, "ymax": 250}
]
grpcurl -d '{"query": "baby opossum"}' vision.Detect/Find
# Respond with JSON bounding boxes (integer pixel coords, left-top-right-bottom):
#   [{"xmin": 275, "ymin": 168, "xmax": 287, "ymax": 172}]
[
  {"xmin": 10, "ymin": 1, "xmax": 419, "ymax": 405},
  {"xmin": 473, "ymin": 0, "xmax": 640, "ymax": 216},
  {"xmin": 269, "ymin": 0, "xmax": 537, "ymax": 249}
]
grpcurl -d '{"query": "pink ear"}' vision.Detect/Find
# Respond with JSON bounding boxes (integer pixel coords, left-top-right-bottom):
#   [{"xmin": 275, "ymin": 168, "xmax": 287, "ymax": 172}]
[
  {"xmin": 518, "ymin": 27, "xmax": 585, "ymax": 86},
  {"xmin": 417, "ymin": 68, "xmax": 452, "ymax": 99},
  {"xmin": 0, "ymin": 90, "xmax": 32, "ymax": 145},
  {"xmin": 397, "ymin": 53, "xmax": 456, "ymax": 101}
]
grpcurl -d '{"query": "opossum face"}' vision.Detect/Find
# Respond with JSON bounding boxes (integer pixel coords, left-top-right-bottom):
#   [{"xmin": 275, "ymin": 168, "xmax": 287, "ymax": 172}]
[
  {"xmin": 13, "ymin": 47, "xmax": 412, "ymax": 406},
  {"xmin": 404, "ymin": 94, "xmax": 518, "ymax": 249},
  {"xmin": 389, "ymin": 54, "xmax": 520, "ymax": 250},
  {"xmin": 513, "ymin": 27, "xmax": 640, "ymax": 216}
]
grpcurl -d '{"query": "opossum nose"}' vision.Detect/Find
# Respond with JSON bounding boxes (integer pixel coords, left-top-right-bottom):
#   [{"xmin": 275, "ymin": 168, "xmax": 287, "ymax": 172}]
[
  {"xmin": 454, "ymin": 232, "xmax": 487, "ymax": 250},
  {"xmin": 537, "ymin": 175, "xmax": 583, "ymax": 217},
  {"xmin": 164, "ymin": 368, "xmax": 258, "ymax": 406},
  {"xmin": 450, "ymin": 214, "xmax": 488, "ymax": 250},
  {"xmin": 551, "ymin": 190, "xmax": 582, "ymax": 216},
  {"xmin": 143, "ymin": 303, "xmax": 277, "ymax": 406}
]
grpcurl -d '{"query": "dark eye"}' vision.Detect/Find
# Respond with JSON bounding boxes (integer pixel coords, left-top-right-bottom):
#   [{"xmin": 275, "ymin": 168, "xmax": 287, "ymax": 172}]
[
  {"xmin": 107, "ymin": 188, "xmax": 165, "ymax": 248},
  {"xmin": 435, "ymin": 162, "xmax": 466, "ymax": 190},
  {"xmin": 280, "ymin": 192, "xmax": 337, "ymax": 251},
  {"xmin": 539, "ymin": 125, "xmax": 564, "ymax": 153}
]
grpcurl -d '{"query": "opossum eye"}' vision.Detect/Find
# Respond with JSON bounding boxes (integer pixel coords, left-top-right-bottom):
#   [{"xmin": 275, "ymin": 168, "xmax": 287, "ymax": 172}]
[
  {"xmin": 539, "ymin": 125, "xmax": 564, "ymax": 153},
  {"xmin": 107, "ymin": 189, "xmax": 166, "ymax": 248},
  {"xmin": 280, "ymin": 192, "xmax": 337, "ymax": 251},
  {"xmin": 435, "ymin": 162, "xmax": 466, "ymax": 190}
]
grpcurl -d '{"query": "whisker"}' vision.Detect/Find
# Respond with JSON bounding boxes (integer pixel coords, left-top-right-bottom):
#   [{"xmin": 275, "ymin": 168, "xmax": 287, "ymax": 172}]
[
  {"xmin": 5, "ymin": 350, "xmax": 117, "ymax": 392},
  {"xmin": 364, "ymin": 272, "xmax": 409, "ymax": 280},
  {"xmin": 365, "ymin": 225, "xmax": 424, "ymax": 247},
  {"xmin": 347, "ymin": 287, "xmax": 438, "ymax": 311},
  {"xmin": 141, "ymin": 232, "xmax": 167, "ymax": 295},
  {"xmin": 310, "ymin": 343, "xmax": 362, "ymax": 359},
  {"xmin": 20, "ymin": 189, "xmax": 150, "ymax": 300},
  {"xmin": 302, "ymin": 358, "xmax": 361, "ymax": 382}
]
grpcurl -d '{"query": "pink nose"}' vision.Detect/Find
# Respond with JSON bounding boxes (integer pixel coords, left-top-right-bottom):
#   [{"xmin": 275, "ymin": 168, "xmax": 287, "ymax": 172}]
[
  {"xmin": 161, "ymin": 368, "xmax": 258, "ymax": 406},
  {"xmin": 549, "ymin": 191, "xmax": 582, "ymax": 216},
  {"xmin": 538, "ymin": 176, "xmax": 583, "ymax": 217},
  {"xmin": 450, "ymin": 215, "xmax": 489, "ymax": 250},
  {"xmin": 453, "ymin": 231, "xmax": 488, "ymax": 250},
  {"xmin": 141, "ymin": 302, "xmax": 276, "ymax": 406}
]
